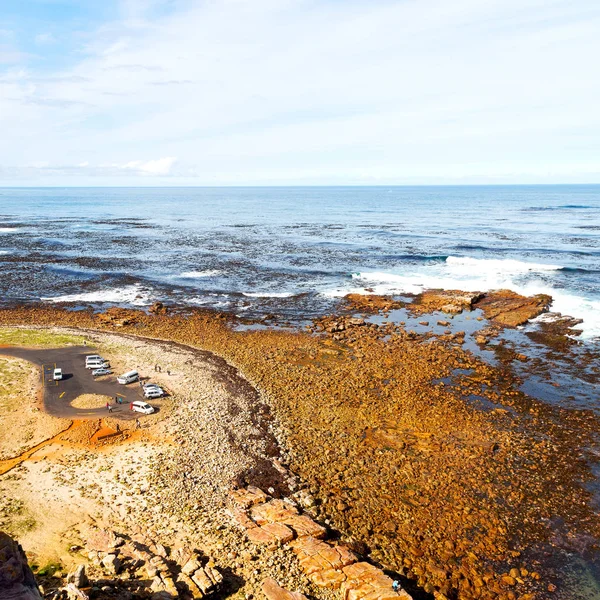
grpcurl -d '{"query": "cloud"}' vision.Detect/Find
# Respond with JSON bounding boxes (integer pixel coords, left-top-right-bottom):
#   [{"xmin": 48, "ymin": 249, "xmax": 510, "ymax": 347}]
[
  {"xmin": 0, "ymin": 0, "xmax": 599, "ymax": 184},
  {"xmin": 119, "ymin": 156, "xmax": 178, "ymax": 175},
  {"xmin": 35, "ymin": 33, "xmax": 56, "ymax": 45}
]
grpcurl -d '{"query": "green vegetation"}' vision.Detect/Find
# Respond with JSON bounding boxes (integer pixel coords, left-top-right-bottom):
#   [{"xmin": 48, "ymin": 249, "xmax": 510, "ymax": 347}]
[
  {"xmin": 0, "ymin": 327, "xmax": 84, "ymax": 348},
  {"xmin": 35, "ymin": 561, "xmax": 63, "ymax": 577}
]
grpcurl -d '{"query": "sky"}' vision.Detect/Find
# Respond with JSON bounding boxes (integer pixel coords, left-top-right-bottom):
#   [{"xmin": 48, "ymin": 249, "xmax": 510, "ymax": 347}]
[{"xmin": 0, "ymin": 0, "xmax": 599, "ymax": 186}]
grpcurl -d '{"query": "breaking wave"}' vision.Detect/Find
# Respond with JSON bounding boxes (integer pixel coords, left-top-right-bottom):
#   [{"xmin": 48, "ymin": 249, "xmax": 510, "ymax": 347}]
[
  {"xmin": 180, "ymin": 270, "xmax": 222, "ymax": 278},
  {"xmin": 242, "ymin": 291, "xmax": 296, "ymax": 298},
  {"xmin": 41, "ymin": 284, "xmax": 153, "ymax": 306}
]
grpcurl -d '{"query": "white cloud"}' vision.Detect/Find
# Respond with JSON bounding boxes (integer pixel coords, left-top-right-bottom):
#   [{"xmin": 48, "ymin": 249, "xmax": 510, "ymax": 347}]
[
  {"xmin": 119, "ymin": 156, "xmax": 177, "ymax": 175},
  {"xmin": 34, "ymin": 33, "xmax": 56, "ymax": 45},
  {"xmin": 0, "ymin": 0, "xmax": 599, "ymax": 184}
]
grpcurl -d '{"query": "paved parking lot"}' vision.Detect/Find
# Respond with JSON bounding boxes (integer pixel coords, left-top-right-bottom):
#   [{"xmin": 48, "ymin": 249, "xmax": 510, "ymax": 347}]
[{"xmin": 0, "ymin": 345, "xmax": 149, "ymax": 420}]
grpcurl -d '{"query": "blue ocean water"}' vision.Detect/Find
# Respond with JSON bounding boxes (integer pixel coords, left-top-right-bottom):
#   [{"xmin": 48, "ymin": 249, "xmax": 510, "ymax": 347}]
[{"xmin": 0, "ymin": 185, "xmax": 599, "ymax": 338}]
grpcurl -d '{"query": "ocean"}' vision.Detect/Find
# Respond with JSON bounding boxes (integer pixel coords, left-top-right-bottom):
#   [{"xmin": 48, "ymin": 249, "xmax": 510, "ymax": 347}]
[{"xmin": 1, "ymin": 185, "xmax": 599, "ymax": 340}]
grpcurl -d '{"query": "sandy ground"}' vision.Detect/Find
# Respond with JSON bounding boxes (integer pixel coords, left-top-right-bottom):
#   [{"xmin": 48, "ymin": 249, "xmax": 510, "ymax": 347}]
[{"xmin": 0, "ymin": 355, "xmax": 70, "ymax": 461}]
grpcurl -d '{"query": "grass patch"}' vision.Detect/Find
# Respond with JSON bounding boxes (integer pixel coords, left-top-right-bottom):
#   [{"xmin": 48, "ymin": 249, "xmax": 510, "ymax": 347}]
[
  {"xmin": 0, "ymin": 328, "xmax": 84, "ymax": 348},
  {"xmin": 35, "ymin": 561, "xmax": 63, "ymax": 577}
]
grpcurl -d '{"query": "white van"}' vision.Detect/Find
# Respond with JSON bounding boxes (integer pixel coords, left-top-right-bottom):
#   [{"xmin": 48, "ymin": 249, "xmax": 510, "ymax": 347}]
[
  {"xmin": 131, "ymin": 401, "xmax": 154, "ymax": 415},
  {"xmin": 86, "ymin": 359, "xmax": 109, "ymax": 370},
  {"xmin": 117, "ymin": 370, "xmax": 139, "ymax": 385},
  {"xmin": 85, "ymin": 355, "xmax": 102, "ymax": 365}
]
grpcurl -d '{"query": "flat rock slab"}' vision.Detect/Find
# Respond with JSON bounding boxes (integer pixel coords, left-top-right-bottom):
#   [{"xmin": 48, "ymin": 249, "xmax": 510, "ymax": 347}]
[
  {"xmin": 230, "ymin": 486, "xmax": 269, "ymax": 508},
  {"xmin": 342, "ymin": 562, "xmax": 412, "ymax": 600},
  {"xmin": 262, "ymin": 578, "xmax": 308, "ymax": 600},
  {"xmin": 251, "ymin": 499, "xmax": 299, "ymax": 524}
]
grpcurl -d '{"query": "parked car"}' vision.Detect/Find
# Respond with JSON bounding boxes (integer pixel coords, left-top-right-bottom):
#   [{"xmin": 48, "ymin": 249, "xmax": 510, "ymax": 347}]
[
  {"xmin": 92, "ymin": 368, "xmax": 112, "ymax": 377},
  {"xmin": 86, "ymin": 360, "xmax": 110, "ymax": 370},
  {"xmin": 143, "ymin": 383, "xmax": 161, "ymax": 391},
  {"xmin": 144, "ymin": 387, "xmax": 164, "ymax": 399},
  {"xmin": 117, "ymin": 370, "xmax": 139, "ymax": 384},
  {"xmin": 53, "ymin": 368, "xmax": 62, "ymax": 381},
  {"xmin": 131, "ymin": 401, "xmax": 154, "ymax": 415}
]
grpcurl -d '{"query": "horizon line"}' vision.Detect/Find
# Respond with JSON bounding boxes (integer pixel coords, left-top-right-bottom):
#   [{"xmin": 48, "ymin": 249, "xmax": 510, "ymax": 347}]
[{"xmin": 1, "ymin": 182, "xmax": 600, "ymax": 189}]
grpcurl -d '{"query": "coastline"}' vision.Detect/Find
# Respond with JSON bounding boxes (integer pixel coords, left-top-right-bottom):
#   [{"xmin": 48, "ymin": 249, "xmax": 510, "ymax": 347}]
[{"xmin": 0, "ymin": 291, "xmax": 599, "ymax": 600}]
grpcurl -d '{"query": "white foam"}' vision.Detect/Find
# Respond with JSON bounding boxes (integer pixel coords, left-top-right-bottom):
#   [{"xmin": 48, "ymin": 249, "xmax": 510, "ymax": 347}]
[
  {"xmin": 0, "ymin": 250, "xmax": 10, "ymax": 255},
  {"xmin": 242, "ymin": 292, "xmax": 295, "ymax": 298},
  {"xmin": 180, "ymin": 270, "xmax": 221, "ymax": 278},
  {"xmin": 0, "ymin": 227, "xmax": 18, "ymax": 233},
  {"xmin": 41, "ymin": 284, "xmax": 152, "ymax": 306},
  {"xmin": 445, "ymin": 256, "xmax": 563, "ymax": 274}
]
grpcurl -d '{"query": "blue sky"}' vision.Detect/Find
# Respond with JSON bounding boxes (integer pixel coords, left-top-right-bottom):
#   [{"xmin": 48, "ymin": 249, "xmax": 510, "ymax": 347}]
[{"xmin": 1, "ymin": 0, "xmax": 599, "ymax": 186}]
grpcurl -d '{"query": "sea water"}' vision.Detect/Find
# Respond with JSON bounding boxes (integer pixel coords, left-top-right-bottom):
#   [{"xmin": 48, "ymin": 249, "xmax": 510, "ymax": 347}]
[{"xmin": 0, "ymin": 185, "xmax": 599, "ymax": 339}]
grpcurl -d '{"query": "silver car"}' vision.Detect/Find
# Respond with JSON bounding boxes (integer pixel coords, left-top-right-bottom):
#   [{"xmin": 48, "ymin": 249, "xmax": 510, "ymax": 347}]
[{"xmin": 92, "ymin": 368, "xmax": 112, "ymax": 377}]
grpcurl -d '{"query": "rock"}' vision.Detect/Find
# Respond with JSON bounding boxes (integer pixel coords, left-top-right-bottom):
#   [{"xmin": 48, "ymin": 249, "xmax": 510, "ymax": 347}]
[
  {"xmin": 230, "ymin": 487, "xmax": 269, "ymax": 508},
  {"xmin": 250, "ymin": 499, "xmax": 298, "ymax": 525},
  {"xmin": 347, "ymin": 318, "xmax": 366, "ymax": 327},
  {"xmin": 149, "ymin": 302, "xmax": 169, "ymax": 315},
  {"xmin": 67, "ymin": 565, "xmax": 89, "ymax": 589},
  {"xmin": 0, "ymin": 532, "xmax": 43, "ymax": 599},
  {"xmin": 473, "ymin": 289, "xmax": 552, "ymax": 327},
  {"xmin": 342, "ymin": 562, "xmax": 412, "ymax": 600},
  {"xmin": 283, "ymin": 515, "xmax": 327, "ymax": 539},
  {"xmin": 100, "ymin": 554, "xmax": 121, "ymax": 575},
  {"xmin": 261, "ymin": 578, "xmax": 308, "ymax": 600},
  {"xmin": 181, "ymin": 559, "xmax": 202, "ymax": 576},
  {"xmin": 417, "ymin": 290, "xmax": 483, "ymax": 314}
]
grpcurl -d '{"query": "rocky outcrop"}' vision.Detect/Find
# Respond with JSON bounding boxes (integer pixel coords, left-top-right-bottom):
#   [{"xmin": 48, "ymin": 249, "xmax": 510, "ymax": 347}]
[
  {"xmin": 262, "ymin": 578, "xmax": 307, "ymax": 600},
  {"xmin": 229, "ymin": 488, "xmax": 411, "ymax": 600},
  {"xmin": 473, "ymin": 290, "xmax": 551, "ymax": 327},
  {"xmin": 0, "ymin": 532, "xmax": 42, "ymax": 600},
  {"xmin": 414, "ymin": 290, "xmax": 483, "ymax": 315}
]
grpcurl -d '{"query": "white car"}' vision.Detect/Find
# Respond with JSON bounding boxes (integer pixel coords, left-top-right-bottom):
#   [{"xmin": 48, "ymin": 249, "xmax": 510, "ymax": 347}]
[
  {"xmin": 144, "ymin": 387, "xmax": 164, "ymax": 399},
  {"xmin": 131, "ymin": 401, "xmax": 155, "ymax": 415},
  {"xmin": 53, "ymin": 368, "xmax": 62, "ymax": 381},
  {"xmin": 92, "ymin": 368, "xmax": 112, "ymax": 377}
]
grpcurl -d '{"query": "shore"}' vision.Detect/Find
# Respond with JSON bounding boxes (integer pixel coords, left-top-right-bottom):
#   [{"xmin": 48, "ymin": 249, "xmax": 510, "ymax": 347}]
[{"xmin": 0, "ymin": 291, "xmax": 599, "ymax": 600}]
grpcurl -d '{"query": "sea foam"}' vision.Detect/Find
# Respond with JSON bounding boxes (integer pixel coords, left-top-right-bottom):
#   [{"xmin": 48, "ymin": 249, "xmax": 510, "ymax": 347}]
[
  {"xmin": 180, "ymin": 270, "xmax": 221, "ymax": 278},
  {"xmin": 41, "ymin": 284, "xmax": 152, "ymax": 306}
]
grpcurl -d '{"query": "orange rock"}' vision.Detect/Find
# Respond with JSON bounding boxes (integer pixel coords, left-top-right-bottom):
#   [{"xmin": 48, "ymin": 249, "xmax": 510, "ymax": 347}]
[
  {"xmin": 260, "ymin": 522, "xmax": 295, "ymax": 544},
  {"xmin": 341, "ymin": 563, "xmax": 412, "ymax": 600},
  {"xmin": 251, "ymin": 499, "xmax": 299, "ymax": 524},
  {"xmin": 230, "ymin": 486, "xmax": 268, "ymax": 508},
  {"xmin": 308, "ymin": 568, "xmax": 347, "ymax": 588},
  {"xmin": 283, "ymin": 514, "xmax": 327, "ymax": 539},
  {"xmin": 230, "ymin": 507, "xmax": 257, "ymax": 530},
  {"xmin": 262, "ymin": 578, "xmax": 308, "ymax": 600}
]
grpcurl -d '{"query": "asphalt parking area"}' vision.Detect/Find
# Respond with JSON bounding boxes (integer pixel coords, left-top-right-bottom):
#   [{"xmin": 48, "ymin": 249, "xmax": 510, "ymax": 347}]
[{"xmin": 0, "ymin": 345, "xmax": 151, "ymax": 420}]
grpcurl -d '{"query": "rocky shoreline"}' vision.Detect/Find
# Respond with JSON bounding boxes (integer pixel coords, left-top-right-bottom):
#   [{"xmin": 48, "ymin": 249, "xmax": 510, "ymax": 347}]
[{"xmin": 0, "ymin": 289, "xmax": 599, "ymax": 600}]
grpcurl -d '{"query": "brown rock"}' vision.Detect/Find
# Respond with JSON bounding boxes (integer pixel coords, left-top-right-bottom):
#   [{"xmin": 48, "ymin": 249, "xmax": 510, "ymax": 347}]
[{"xmin": 262, "ymin": 578, "xmax": 308, "ymax": 600}]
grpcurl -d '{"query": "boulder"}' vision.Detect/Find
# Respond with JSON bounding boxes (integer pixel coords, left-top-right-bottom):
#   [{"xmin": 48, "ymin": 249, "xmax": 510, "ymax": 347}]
[
  {"xmin": 100, "ymin": 554, "xmax": 121, "ymax": 575},
  {"xmin": 67, "ymin": 565, "xmax": 89, "ymax": 589},
  {"xmin": 0, "ymin": 532, "xmax": 43, "ymax": 600}
]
